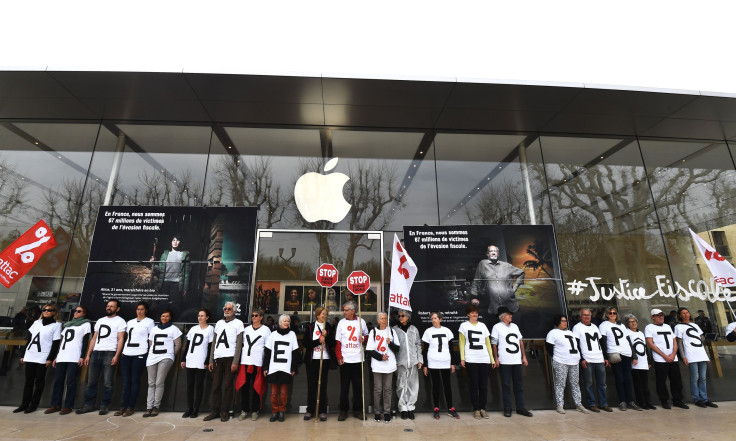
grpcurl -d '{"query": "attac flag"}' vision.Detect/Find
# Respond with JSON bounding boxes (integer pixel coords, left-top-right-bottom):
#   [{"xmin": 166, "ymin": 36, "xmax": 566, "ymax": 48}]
[
  {"xmin": 389, "ymin": 234, "xmax": 418, "ymax": 311},
  {"xmin": 690, "ymin": 228, "xmax": 736, "ymax": 286},
  {"xmin": 0, "ymin": 220, "xmax": 56, "ymax": 288}
]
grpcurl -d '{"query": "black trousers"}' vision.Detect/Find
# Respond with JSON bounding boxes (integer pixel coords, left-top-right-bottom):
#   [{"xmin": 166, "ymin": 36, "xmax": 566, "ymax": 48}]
[
  {"xmin": 339, "ymin": 362, "xmax": 362, "ymax": 412},
  {"xmin": 186, "ymin": 368, "xmax": 206, "ymax": 410},
  {"xmin": 631, "ymin": 369, "xmax": 652, "ymax": 406},
  {"xmin": 237, "ymin": 366, "xmax": 263, "ymax": 413},
  {"xmin": 654, "ymin": 362, "xmax": 683, "ymax": 404},
  {"xmin": 306, "ymin": 359, "xmax": 330, "ymax": 414},
  {"xmin": 22, "ymin": 362, "xmax": 47, "ymax": 408},
  {"xmin": 465, "ymin": 362, "xmax": 490, "ymax": 410},
  {"xmin": 429, "ymin": 368, "xmax": 453, "ymax": 409}
]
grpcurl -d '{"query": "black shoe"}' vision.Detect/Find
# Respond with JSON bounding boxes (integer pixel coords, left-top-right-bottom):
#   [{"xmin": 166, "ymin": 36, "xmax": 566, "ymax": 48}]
[
  {"xmin": 517, "ymin": 409, "xmax": 533, "ymax": 417},
  {"xmin": 182, "ymin": 408, "xmax": 193, "ymax": 418},
  {"xmin": 304, "ymin": 412, "xmax": 313, "ymax": 421},
  {"xmin": 23, "ymin": 406, "xmax": 38, "ymax": 414},
  {"xmin": 433, "ymin": 408, "xmax": 440, "ymax": 419},
  {"xmin": 672, "ymin": 401, "xmax": 689, "ymax": 410},
  {"xmin": 661, "ymin": 403, "xmax": 671, "ymax": 409},
  {"xmin": 190, "ymin": 409, "xmax": 199, "ymax": 418},
  {"xmin": 98, "ymin": 405, "xmax": 109, "ymax": 416},
  {"xmin": 353, "ymin": 411, "xmax": 366, "ymax": 420},
  {"xmin": 270, "ymin": 413, "xmax": 278, "ymax": 422},
  {"xmin": 203, "ymin": 412, "xmax": 219, "ymax": 421},
  {"xmin": 338, "ymin": 411, "xmax": 347, "ymax": 421},
  {"xmin": 384, "ymin": 414, "xmax": 391, "ymax": 423},
  {"xmin": 503, "ymin": 409, "xmax": 512, "ymax": 417},
  {"xmin": 13, "ymin": 405, "xmax": 28, "ymax": 413},
  {"xmin": 76, "ymin": 405, "xmax": 95, "ymax": 415},
  {"xmin": 375, "ymin": 414, "xmax": 381, "ymax": 422},
  {"xmin": 705, "ymin": 401, "xmax": 718, "ymax": 408},
  {"xmin": 695, "ymin": 401, "xmax": 707, "ymax": 408},
  {"xmin": 400, "ymin": 411, "xmax": 408, "ymax": 420},
  {"xmin": 319, "ymin": 413, "xmax": 327, "ymax": 421},
  {"xmin": 408, "ymin": 411, "xmax": 415, "ymax": 420},
  {"xmin": 221, "ymin": 412, "xmax": 230, "ymax": 422},
  {"xmin": 278, "ymin": 412, "xmax": 285, "ymax": 422}
]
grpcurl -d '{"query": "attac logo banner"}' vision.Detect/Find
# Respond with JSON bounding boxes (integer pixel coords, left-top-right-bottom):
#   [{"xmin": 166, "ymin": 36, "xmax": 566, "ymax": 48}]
[
  {"xmin": 389, "ymin": 234, "xmax": 417, "ymax": 311},
  {"xmin": 690, "ymin": 228, "xmax": 736, "ymax": 287},
  {"xmin": 0, "ymin": 220, "xmax": 56, "ymax": 288}
]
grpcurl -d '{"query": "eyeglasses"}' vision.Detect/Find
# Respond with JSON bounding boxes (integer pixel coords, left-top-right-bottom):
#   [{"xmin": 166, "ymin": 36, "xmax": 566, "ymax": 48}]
[
  {"xmin": 608, "ymin": 312, "xmax": 618, "ymax": 315},
  {"xmin": 42, "ymin": 308, "xmax": 55, "ymax": 312},
  {"xmin": 224, "ymin": 307, "xmax": 234, "ymax": 311},
  {"xmin": 251, "ymin": 314, "xmax": 260, "ymax": 317},
  {"xmin": 74, "ymin": 309, "xmax": 84, "ymax": 313},
  {"xmin": 398, "ymin": 314, "xmax": 407, "ymax": 317}
]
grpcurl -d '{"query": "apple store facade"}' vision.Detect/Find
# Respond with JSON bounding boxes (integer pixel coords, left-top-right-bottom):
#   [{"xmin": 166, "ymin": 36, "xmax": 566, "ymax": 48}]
[{"xmin": 2, "ymin": 70, "xmax": 736, "ymax": 410}]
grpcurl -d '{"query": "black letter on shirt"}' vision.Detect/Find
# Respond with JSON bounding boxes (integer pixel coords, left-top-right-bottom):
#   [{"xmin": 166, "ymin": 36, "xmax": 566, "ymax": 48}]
[
  {"xmin": 152, "ymin": 334, "xmax": 167, "ymax": 354},
  {"xmin": 505, "ymin": 333, "xmax": 520, "ymax": 354},
  {"xmin": 61, "ymin": 328, "xmax": 75, "ymax": 351},
  {"xmin": 97, "ymin": 325, "xmax": 111, "ymax": 344},
  {"xmin": 190, "ymin": 333, "xmax": 204, "ymax": 354},
  {"xmin": 27, "ymin": 333, "xmax": 41, "ymax": 352},
  {"xmin": 584, "ymin": 332, "xmax": 600, "ymax": 352},
  {"xmin": 467, "ymin": 330, "xmax": 483, "ymax": 350},
  {"xmin": 657, "ymin": 331, "xmax": 672, "ymax": 350},
  {"xmin": 127, "ymin": 327, "xmax": 140, "ymax": 348},
  {"xmin": 245, "ymin": 334, "xmax": 262, "ymax": 357},
  {"xmin": 274, "ymin": 340, "xmax": 289, "ymax": 363},
  {"xmin": 686, "ymin": 326, "xmax": 703, "ymax": 347},
  {"xmin": 564, "ymin": 335, "xmax": 579, "ymax": 354},
  {"xmin": 216, "ymin": 330, "xmax": 230, "ymax": 349},
  {"xmin": 432, "ymin": 334, "xmax": 446, "ymax": 352},
  {"xmin": 611, "ymin": 327, "xmax": 624, "ymax": 347}
]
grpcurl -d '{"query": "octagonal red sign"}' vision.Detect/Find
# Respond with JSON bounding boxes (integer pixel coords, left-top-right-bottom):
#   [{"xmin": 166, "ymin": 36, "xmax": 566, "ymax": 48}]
[
  {"xmin": 316, "ymin": 263, "xmax": 339, "ymax": 287},
  {"xmin": 347, "ymin": 270, "xmax": 370, "ymax": 295}
]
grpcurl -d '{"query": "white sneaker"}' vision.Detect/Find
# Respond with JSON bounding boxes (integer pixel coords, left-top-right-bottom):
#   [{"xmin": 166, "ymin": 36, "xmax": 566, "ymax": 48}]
[
  {"xmin": 556, "ymin": 406, "xmax": 566, "ymax": 414},
  {"xmin": 238, "ymin": 411, "xmax": 247, "ymax": 421},
  {"xmin": 576, "ymin": 405, "xmax": 589, "ymax": 414}
]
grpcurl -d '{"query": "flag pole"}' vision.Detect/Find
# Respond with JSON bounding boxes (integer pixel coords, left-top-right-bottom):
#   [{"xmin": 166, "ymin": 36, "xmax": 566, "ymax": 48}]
[{"xmin": 359, "ymin": 298, "xmax": 366, "ymax": 422}]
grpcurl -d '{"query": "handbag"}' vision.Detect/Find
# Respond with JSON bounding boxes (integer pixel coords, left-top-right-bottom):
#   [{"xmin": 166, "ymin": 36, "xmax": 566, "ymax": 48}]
[{"xmin": 608, "ymin": 352, "xmax": 622, "ymax": 364}]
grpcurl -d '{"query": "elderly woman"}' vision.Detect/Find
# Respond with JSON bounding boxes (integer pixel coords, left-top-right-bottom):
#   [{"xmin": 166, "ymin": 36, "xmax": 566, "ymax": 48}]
[
  {"xmin": 366, "ymin": 312, "xmax": 399, "ymax": 423},
  {"xmin": 599, "ymin": 306, "xmax": 640, "ymax": 411},
  {"xmin": 674, "ymin": 307, "xmax": 717, "ymax": 408},
  {"xmin": 16, "ymin": 303, "xmax": 62, "ymax": 414},
  {"xmin": 181, "ymin": 309, "xmax": 214, "ymax": 418},
  {"xmin": 545, "ymin": 314, "xmax": 588, "ymax": 414},
  {"xmin": 263, "ymin": 314, "xmax": 299, "ymax": 422},
  {"xmin": 143, "ymin": 309, "xmax": 182, "ymax": 417},
  {"xmin": 303, "ymin": 306, "xmax": 335, "ymax": 421},
  {"xmin": 392, "ymin": 309, "xmax": 422, "ymax": 420},
  {"xmin": 422, "ymin": 311, "xmax": 459, "ymax": 419},
  {"xmin": 459, "ymin": 304, "xmax": 494, "ymax": 419},
  {"xmin": 236, "ymin": 308, "xmax": 271, "ymax": 421},
  {"xmin": 47, "ymin": 305, "xmax": 91, "ymax": 415},
  {"xmin": 624, "ymin": 314, "xmax": 655, "ymax": 410}
]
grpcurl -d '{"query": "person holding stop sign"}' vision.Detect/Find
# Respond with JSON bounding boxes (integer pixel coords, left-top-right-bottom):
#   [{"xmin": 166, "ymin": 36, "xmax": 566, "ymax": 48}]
[{"xmin": 335, "ymin": 300, "xmax": 368, "ymax": 421}]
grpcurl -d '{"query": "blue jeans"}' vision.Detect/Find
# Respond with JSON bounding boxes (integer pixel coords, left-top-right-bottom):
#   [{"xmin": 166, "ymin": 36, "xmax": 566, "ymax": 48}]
[
  {"xmin": 84, "ymin": 351, "xmax": 115, "ymax": 407},
  {"xmin": 500, "ymin": 364, "xmax": 525, "ymax": 410},
  {"xmin": 120, "ymin": 354, "xmax": 147, "ymax": 408},
  {"xmin": 582, "ymin": 361, "xmax": 608, "ymax": 407},
  {"xmin": 688, "ymin": 361, "xmax": 708, "ymax": 402},
  {"xmin": 610, "ymin": 355, "xmax": 634, "ymax": 403},
  {"xmin": 50, "ymin": 362, "xmax": 80, "ymax": 408}
]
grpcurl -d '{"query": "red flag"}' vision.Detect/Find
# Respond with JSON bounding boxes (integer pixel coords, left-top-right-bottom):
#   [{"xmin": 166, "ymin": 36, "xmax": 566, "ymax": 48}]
[{"xmin": 0, "ymin": 220, "xmax": 57, "ymax": 288}]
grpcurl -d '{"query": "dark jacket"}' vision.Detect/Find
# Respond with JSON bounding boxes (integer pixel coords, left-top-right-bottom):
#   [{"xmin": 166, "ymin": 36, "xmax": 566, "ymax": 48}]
[{"xmin": 303, "ymin": 321, "xmax": 336, "ymax": 366}]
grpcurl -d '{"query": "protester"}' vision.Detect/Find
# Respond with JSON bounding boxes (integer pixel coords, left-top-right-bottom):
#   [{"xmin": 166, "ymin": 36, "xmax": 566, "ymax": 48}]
[
  {"xmin": 459, "ymin": 304, "xmax": 494, "ymax": 419},
  {"xmin": 15, "ymin": 303, "xmax": 62, "ymax": 414},
  {"xmin": 46, "ymin": 305, "xmax": 91, "ymax": 415},
  {"xmin": 140, "ymin": 309, "xmax": 181, "ymax": 417},
  {"xmin": 624, "ymin": 314, "xmax": 655, "ymax": 410},
  {"xmin": 675, "ymin": 307, "xmax": 717, "ymax": 408},
  {"xmin": 116, "ymin": 301, "xmax": 154, "ymax": 417},
  {"xmin": 645, "ymin": 308, "xmax": 688, "ymax": 410},
  {"xmin": 392, "ymin": 308, "xmax": 422, "ymax": 420},
  {"xmin": 422, "ymin": 311, "xmax": 459, "ymax": 420},
  {"xmin": 335, "ymin": 301, "xmax": 369, "ymax": 421},
  {"xmin": 545, "ymin": 314, "xmax": 588, "ymax": 414},
  {"xmin": 366, "ymin": 312, "xmax": 399, "ymax": 423},
  {"xmin": 572, "ymin": 308, "xmax": 611, "ymax": 413},
  {"xmin": 236, "ymin": 308, "xmax": 270, "ymax": 421},
  {"xmin": 303, "ymin": 306, "xmax": 334, "ymax": 421},
  {"xmin": 492, "ymin": 306, "xmax": 532, "ymax": 418},
  {"xmin": 263, "ymin": 314, "xmax": 299, "ymax": 422},
  {"xmin": 78, "ymin": 299, "xmax": 126, "ymax": 415},
  {"xmin": 181, "ymin": 309, "xmax": 214, "ymax": 418},
  {"xmin": 204, "ymin": 302, "xmax": 244, "ymax": 422},
  {"xmin": 599, "ymin": 307, "xmax": 640, "ymax": 411}
]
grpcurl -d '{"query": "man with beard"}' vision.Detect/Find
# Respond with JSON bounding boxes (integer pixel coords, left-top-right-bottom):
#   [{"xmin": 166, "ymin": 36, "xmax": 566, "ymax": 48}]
[
  {"xmin": 204, "ymin": 302, "xmax": 244, "ymax": 422},
  {"xmin": 469, "ymin": 245, "xmax": 525, "ymax": 318},
  {"xmin": 77, "ymin": 299, "xmax": 126, "ymax": 415},
  {"xmin": 335, "ymin": 301, "xmax": 368, "ymax": 421}
]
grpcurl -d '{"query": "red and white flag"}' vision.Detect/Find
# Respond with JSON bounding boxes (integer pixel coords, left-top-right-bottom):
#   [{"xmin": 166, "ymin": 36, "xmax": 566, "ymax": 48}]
[
  {"xmin": 388, "ymin": 234, "xmax": 418, "ymax": 311},
  {"xmin": 690, "ymin": 228, "xmax": 736, "ymax": 286},
  {"xmin": 0, "ymin": 220, "xmax": 57, "ymax": 288}
]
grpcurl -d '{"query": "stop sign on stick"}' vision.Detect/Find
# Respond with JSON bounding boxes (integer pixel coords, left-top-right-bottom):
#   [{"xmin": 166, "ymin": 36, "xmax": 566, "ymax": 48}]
[
  {"xmin": 347, "ymin": 270, "xmax": 370, "ymax": 295},
  {"xmin": 316, "ymin": 263, "xmax": 338, "ymax": 287}
]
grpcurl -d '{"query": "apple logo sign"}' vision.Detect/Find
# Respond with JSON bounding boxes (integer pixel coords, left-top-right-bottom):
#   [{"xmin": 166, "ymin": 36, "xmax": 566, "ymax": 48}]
[{"xmin": 294, "ymin": 157, "xmax": 352, "ymax": 223}]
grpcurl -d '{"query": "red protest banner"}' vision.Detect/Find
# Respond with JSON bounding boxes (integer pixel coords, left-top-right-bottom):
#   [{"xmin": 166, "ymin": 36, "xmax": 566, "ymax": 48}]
[{"xmin": 0, "ymin": 220, "xmax": 57, "ymax": 288}]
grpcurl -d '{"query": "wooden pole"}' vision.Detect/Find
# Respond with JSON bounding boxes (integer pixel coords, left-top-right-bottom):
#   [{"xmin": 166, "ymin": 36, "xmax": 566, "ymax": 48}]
[{"xmin": 315, "ymin": 323, "xmax": 325, "ymax": 423}]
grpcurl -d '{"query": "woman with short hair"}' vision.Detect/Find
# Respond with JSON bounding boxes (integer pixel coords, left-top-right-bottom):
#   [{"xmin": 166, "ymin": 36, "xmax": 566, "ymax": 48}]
[
  {"xmin": 421, "ymin": 311, "xmax": 459, "ymax": 419},
  {"xmin": 545, "ymin": 314, "xmax": 588, "ymax": 415},
  {"xmin": 263, "ymin": 314, "xmax": 299, "ymax": 422},
  {"xmin": 236, "ymin": 308, "xmax": 271, "ymax": 421},
  {"xmin": 624, "ymin": 313, "xmax": 655, "ymax": 410},
  {"xmin": 599, "ymin": 306, "xmax": 640, "ymax": 411},
  {"xmin": 459, "ymin": 304, "xmax": 494, "ymax": 419},
  {"xmin": 392, "ymin": 309, "xmax": 422, "ymax": 420},
  {"xmin": 366, "ymin": 312, "xmax": 399, "ymax": 423},
  {"xmin": 303, "ymin": 306, "xmax": 334, "ymax": 421},
  {"xmin": 46, "ymin": 305, "xmax": 91, "ymax": 415},
  {"xmin": 143, "ymin": 309, "xmax": 182, "ymax": 417},
  {"xmin": 675, "ymin": 307, "xmax": 717, "ymax": 408}
]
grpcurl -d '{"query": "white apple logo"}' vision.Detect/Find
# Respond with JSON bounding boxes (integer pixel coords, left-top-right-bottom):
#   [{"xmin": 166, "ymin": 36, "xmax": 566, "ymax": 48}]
[{"xmin": 294, "ymin": 157, "xmax": 352, "ymax": 223}]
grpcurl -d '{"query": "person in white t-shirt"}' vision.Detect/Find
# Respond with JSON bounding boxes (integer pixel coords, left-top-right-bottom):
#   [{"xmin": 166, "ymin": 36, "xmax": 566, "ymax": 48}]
[
  {"xmin": 572, "ymin": 308, "xmax": 611, "ymax": 413},
  {"xmin": 335, "ymin": 301, "xmax": 369, "ymax": 421},
  {"xmin": 492, "ymin": 306, "xmax": 532, "ymax": 418},
  {"xmin": 78, "ymin": 299, "xmax": 126, "ymax": 415},
  {"xmin": 675, "ymin": 307, "xmax": 717, "ymax": 408},
  {"xmin": 142, "ymin": 309, "xmax": 182, "ymax": 417},
  {"xmin": 117, "ymin": 301, "xmax": 155, "ymax": 417},
  {"xmin": 366, "ymin": 312, "xmax": 399, "ymax": 423},
  {"xmin": 545, "ymin": 314, "xmax": 588, "ymax": 415},
  {"xmin": 263, "ymin": 314, "xmax": 299, "ymax": 423},
  {"xmin": 303, "ymin": 306, "xmax": 335, "ymax": 422},
  {"xmin": 459, "ymin": 304, "xmax": 494, "ymax": 419},
  {"xmin": 422, "ymin": 311, "xmax": 459, "ymax": 420},
  {"xmin": 181, "ymin": 308, "xmax": 214, "ymax": 419},
  {"xmin": 645, "ymin": 308, "xmax": 687, "ymax": 410},
  {"xmin": 204, "ymin": 301, "xmax": 244, "ymax": 422},
  {"xmin": 599, "ymin": 306, "xmax": 640, "ymax": 411},
  {"xmin": 47, "ymin": 305, "xmax": 91, "ymax": 415},
  {"xmin": 725, "ymin": 321, "xmax": 736, "ymax": 342},
  {"xmin": 15, "ymin": 303, "xmax": 62, "ymax": 414},
  {"xmin": 623, "ymin": 314, "xmax": 655, "ymax": 410},
  {"xmin": 236, "ymin": 308, "xmax": 271, "ymax": 421}
]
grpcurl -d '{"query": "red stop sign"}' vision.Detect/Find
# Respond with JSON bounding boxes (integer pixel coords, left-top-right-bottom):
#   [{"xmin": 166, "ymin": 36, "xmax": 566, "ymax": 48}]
[
  {"xmin": 316, "ymin": 263, "xmax": 339, "ymax": 287},
  {"xmin": 347, "ymin": 270, "xmax": 370, "ymax": 295}
]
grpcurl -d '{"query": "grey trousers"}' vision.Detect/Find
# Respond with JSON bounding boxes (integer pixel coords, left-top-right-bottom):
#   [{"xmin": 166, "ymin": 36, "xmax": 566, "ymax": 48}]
[
  {"xmin": 146, "ymin": 359, "xmax": 174, "ymax": 409},
  {"xmin": 373, "ymin": 372, "xmax": 393, "ymax": 414},
  {"xmin": 552, "ymin": 360, "xmax": 582, "ymax": 407},
  {"xmin": 395, "ymin": 365, "xmax": 419, "ymax": 412}
]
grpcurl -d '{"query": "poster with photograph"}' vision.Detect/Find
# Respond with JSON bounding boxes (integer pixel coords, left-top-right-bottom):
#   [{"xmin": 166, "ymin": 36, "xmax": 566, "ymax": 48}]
[
  {"xmin": 253, "ymin": 281, "xmax": 280, "ymax": 314},
  {"xmin": 81, "ymin": 206, "xmax": 258, "ymax": 321},
  {"xmin": 403, "ymin": 224, "xmax": 566, "ymax": 339},
  {"xmin": 301, "ymin": 286, "xmax": 321, "ymax": 311},
  {"xmin": 283, "ymin": 285, "xmax": 303, "ymax": 311}
]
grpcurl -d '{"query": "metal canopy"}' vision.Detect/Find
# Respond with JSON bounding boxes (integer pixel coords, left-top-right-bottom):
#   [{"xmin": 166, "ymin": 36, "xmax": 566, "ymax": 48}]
[{"xmin": 2, "ymin": 71, "xmax": 736, "ymax": 140}]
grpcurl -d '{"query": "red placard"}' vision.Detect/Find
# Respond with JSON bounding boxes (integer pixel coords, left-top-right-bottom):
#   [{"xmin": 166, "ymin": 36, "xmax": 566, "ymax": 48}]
[
  {"xmin": 316, "ymin": 263, "xmax": 338, "ymax": 287},
  {"xmin": 0, "ymin": 220, "xmax": 57, "ymax": 288},
  {"xmin": 347, "ymin": 270, "xmax": 370, "ymax": 295}
]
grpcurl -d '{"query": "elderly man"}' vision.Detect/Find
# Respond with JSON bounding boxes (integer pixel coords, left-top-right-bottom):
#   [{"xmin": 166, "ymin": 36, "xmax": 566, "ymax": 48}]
[
  {"xmin": 572, "ymin": 308, "xmax": 612, "ymax": 413},
  {"xmin": 645, "ymin": 308, "xmax": 687, "ymax": 410},
  {"xmin": 335, "ymin": 301, "xmax": 368, "ymax": 421},
  {"xmin": 491, "ymin": 306, "xmax": 532, "ymax": 418},
  {"xmin": 204, "ymin": 302, "xmax": 244, "ymax": 422},
  {"xmin": 469, "ymin": 245, "xmax": 525, "ymax": 317}
]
